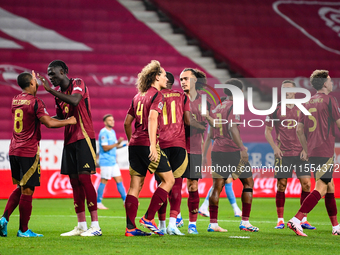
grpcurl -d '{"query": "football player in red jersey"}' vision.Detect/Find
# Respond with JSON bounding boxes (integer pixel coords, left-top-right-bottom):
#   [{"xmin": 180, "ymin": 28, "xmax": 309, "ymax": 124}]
[
  {"xmin": 265, "ymin": 80, "xmax": 314, "ymax": 230},
  {"xmin": 206, "ymin": 78, "xmax": 259, "ymax": 232},
  {"xmin": 124, "ymin": 60, "xmax": 175, "ymax": 236},
  {"xmin": 44, "ymin": 60, "xmax": 101, "ymax": 237},
  {"xmin": 0, "ymin": 71, "xmax": 76, "ymax": 238},
  {"xmin": 180, "ymin": 68, "xmax": 209, "ymax": 234},
  {"xmin": 288, "ymin": 70, "xmax": 340, "ymax": 236},
  {"xmin": 156, "ymin": 72, "xmax": 205, "ymax": 235}
]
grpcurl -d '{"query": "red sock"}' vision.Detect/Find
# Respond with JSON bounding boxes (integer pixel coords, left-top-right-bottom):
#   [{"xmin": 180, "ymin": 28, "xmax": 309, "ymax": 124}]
[
  {"xmin": 3, "ymin": 187, "xmax": 21, "ymax": 221},
  {"xmin": 242, "ymin": 202, "xmax": 252, "ymax": 221},
  {"xmin": 276, "ymin": 191, "xmax": 285, "ymax": 219},
  {"xmin": 188, "ymin": 190, "xmax": 199, "ymax": 222},
  {"xmin": 19, "ymin": 194, "xmax": 32, "ymax": 232},
  {"xmin": 70, "ymin": 178, "xmax": 85, "ymax": 213},
  {"xmin": 209, "ymin": 205, "xmax": 218, "ymax": 223},
  {"xmin": 146, "ymin": 187, "xmax": 168, "ymax": 220},
  {"xmin": 157, "ymin": 198, "xmax": 168, "ymax": 221},
  {"xmin": 295, "ymin": 190, "xmax": 321, "ymax": 220},
  {"xmin": 325, "ymin": 193, "xmax": 338, "ymax": 226},
  {"xmin": 78, "ymin": 174, "xmax": 97, "ymax": 212},
  {"xmin": 125, "ymin": 195, "xmax": 138, "ymax": 229},
  {"xmin": 169, "ymin": 178, "xmax": 182, "ymax": 218},
  {"xmin": 300, "ymin": 191, "xmax": 310, "ymax": 205}
]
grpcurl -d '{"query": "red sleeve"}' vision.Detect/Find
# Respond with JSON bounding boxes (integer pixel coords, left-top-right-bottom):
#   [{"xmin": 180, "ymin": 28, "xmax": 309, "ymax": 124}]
[
  {"xmin": 183, "ymin": 94, "xmax": 190, "ymax": 112},
  {"xmin": 36, "ymin": 98, "xmax": 49, "ymax": 119},
  {"xmin": 330, "ymin": 96, "xmax": 340, "ymax": 122},
  {"xmin": 71, "ymin": 79, "xmax": 85, "ymax": 96},
  {"xmin": 150, "ymin": 92, "xmax": 163, "ymax": 114},
  {"xmin": 127, "ymin": 98, "xmax": 135, "ymax": 117}
]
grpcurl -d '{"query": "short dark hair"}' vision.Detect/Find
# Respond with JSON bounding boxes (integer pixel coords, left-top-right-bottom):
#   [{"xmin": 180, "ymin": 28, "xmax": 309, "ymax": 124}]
[
  {"xmin": 17, "ymin": 72, "xmax": 32, "ymax": 89},
  {"xmin": 310, "ymin": 70, "xmax": 329, "ymax": 91},
  {"xmin": 103, "ymin": 114, "xmax": 113, "ymax": 122},
  {"xmin": 282, "ymin": 80, "xmax": 296, "ymax": 87},
  {"xmin": 182, "ymin": 68, "xmax": 206, "ymax": 90},
  {"xmin": 223, "ymin": 78, "xmax": 244, "ymax": 96},
  {"xmin": 166, "ymin": 72, "xmax": 174, "ymax": 87},
  {"xmin": 48, "ymin": 60, "xmax": 69, "ymax": 74}
]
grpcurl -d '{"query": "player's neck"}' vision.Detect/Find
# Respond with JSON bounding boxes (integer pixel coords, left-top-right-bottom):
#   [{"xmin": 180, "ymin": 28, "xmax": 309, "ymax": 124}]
[
  {"xmin": 152, "ymin": 84, "xmax": 161, "ymax": 91},
  {"xmin": 23, "ymin": 88, "xmax": 35, "ymax": 96},
  {"xmin": 228, "ymin": 96, "xmax": 233, "ymax": 101},
  {"xmin": 317, "ymin": 88, "xmax": 330, "ymax": 95},
  {"xmin": 189, "ymin": 89, "xmax": 197, "ymax": 101},
  {"xmin": 60, "ymin": 78, "xmax": 71, "ymax": 91},
  {"xmin": 105, "ymin": 126, "xmax": 112, "ymax": 131},
  {"xmin": 286, "ymin": 104, "xmax": 294, "ymax": 109}
]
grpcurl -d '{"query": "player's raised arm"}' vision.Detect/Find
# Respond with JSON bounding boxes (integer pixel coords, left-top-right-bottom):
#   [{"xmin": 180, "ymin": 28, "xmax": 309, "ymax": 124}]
[{"xmin": 39, "ymin": 115, "xmax": 76, "ymax": 128}]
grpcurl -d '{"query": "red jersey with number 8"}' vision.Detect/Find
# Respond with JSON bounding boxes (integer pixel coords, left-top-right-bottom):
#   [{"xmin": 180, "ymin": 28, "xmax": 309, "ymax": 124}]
[{"xmin": 9, "ymin": 92, "xmax": 49, "ymax": 157}]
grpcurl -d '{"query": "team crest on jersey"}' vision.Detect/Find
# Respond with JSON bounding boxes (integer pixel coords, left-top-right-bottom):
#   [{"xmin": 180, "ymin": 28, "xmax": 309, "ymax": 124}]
[{"xmin": 158, "ymin": 102, "xmax": 164, "ymax": 110}]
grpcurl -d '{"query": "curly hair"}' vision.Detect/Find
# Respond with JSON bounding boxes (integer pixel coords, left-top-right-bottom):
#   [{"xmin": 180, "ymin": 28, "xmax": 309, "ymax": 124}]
[
  {"xmin": 136, "ymin": 60, "xmax": 162, "ymax": 92},
  {"xmin": 182, "ymin": 68, "xmax": 207, "ymax": 90},
  {"xmin": 310, "ymin": 70, "xmax": 329, "ymax": 91}
]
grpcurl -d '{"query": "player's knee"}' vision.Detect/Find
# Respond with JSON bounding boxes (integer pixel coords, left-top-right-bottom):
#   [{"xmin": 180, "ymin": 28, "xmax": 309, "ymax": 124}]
[
  {"xmin": 277, "ymin": 179, "xmax": 287, "ymax": 192},
  {"xmin": 242, "ymin": 188, "xmax": 253, "ymax": 193}
]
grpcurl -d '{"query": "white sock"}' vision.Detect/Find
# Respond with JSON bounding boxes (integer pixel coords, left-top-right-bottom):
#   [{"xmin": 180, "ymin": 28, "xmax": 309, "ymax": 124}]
[
  {"xmin": 169, "ymin": 217, "xmax": 176, "ymax": 226},
  {"xmin": 302, "ymin": 217, "xmax": 307, "ymax": 222},
  {"xmin": 231, "ymin": 203, "xmax": 238, "ymax": 211},
  {"xmin": 189, "ymin": 221, "xmax": 196, "ymax": 226},
  {"xmin": 201, "ymin": 199, "xmax": 209, "ymax": 209},
  {"xmin": 241, "ymin": 220, "xmax": 249, "ymax": 225},
  {"xmin": 292, "ymin": 217, "xmax": 301, "ymax": 224},
  {"xmin": 333, "ymin": 224, "xmax": 340, "ymax": 231},
  {"xmin": 78, "ymin": 222, "xmax": 87, "ymax": 231},
  {"xmin": 210, "ymin": 223, "xmax": 218, "ymax": 228},
  {"xmin": 159, "ymin": 220, "xmax": 166, "ymax": 229},
  {"xmin": 91, "ymin": 221, "xmax": 100, "ymax": 229},
  {"xmin": 177, "ymin": 213, "xmax": 182, "ymax": 219},
  {"xmin": 278, "ymin": 218, "xmax": 284, "ymax": 223}
]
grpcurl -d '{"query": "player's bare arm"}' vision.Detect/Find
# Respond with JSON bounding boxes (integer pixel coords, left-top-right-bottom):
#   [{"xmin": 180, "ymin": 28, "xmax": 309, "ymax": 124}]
[
  {"xmin": 296, "ymin": 122, "xmax": 308, "ymax": 159},
  {"xmin": 124, "ymin": 114, "xmax": 134, "ymax": 143},
  {"xmin": 229, "ymin": 123, "xmax": 248, "ymax": 163},
  {"xmin": 41, "ymin": 71, "xmax": 82, "ymax": 106},
  {"xmin": 102, "ymin": 137, "xmax": 124, "ymax": 151},
  {"xmin": 39, "ymin": 115, "xmax": 76, "ymax": 128},
  {"xmin": 202, "ymin": 127, "xmax": 213, "ymax": 165},
  {"xmin": 148, "ymin": 109, "xmax": 158, "ymax": 162},
  {"xmin": 265, "ymin": 125, "xmax": 283, "ymax": 159},
  {"xmin": 184, "ymin": 111, "xmax": 206, "ymax": 132}
]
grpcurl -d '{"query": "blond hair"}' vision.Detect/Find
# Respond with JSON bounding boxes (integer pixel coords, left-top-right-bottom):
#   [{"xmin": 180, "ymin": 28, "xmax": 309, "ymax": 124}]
[{"xmin": 136, "ymin": 60, "xmax": 161, "ymax": 92}]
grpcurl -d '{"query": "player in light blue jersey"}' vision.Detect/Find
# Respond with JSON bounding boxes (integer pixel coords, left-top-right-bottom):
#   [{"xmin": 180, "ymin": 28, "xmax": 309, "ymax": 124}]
[{"xmin": 97, "ymin": 114, "xmax": 126, "ymax": 209}]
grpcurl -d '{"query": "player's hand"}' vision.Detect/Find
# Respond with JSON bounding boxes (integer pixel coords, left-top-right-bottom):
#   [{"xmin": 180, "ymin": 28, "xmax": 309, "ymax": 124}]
[
  {"xmin": 37, "ymin": 73, "xmax": 52, "ymax": 92},
  {"xmin": 240, "ymin": 147, "xmax": 248, "ymax": 164},
  {"xmin": 67, "ymin": 116, "xmax": 77, "ymax": 125},
  {"xmin": 274, "ymin": 147, "xmax": 283, "ymax": 159},
  {"xmin": 118, "ymin": 137, "xmax": 124, "ymax": 144},
  {"xmin": 300, "ymin": 150, "xmax": 308, "ymax": 161},
  {"xmin": 148, "ymin": 144, "xmax": 158, "ymax": 162}
]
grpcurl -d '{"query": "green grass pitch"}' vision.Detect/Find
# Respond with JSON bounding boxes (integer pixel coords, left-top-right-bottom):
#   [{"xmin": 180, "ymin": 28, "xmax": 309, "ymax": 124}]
[{"xmin": 0, "ymin": 197, "xmax": 339, "ymax": 254}]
